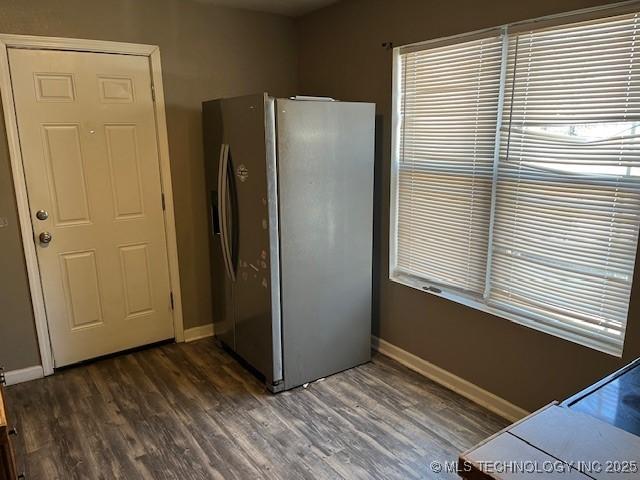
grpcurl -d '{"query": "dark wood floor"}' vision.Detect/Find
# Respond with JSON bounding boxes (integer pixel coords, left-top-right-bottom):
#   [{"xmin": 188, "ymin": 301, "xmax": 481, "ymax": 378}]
[{"xmin": 6, "ymin": 339, "xmax": 509, "ymax": 479}]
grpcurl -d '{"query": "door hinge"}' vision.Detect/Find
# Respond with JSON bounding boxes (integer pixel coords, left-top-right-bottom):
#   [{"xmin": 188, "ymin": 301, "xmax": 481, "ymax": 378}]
[
  {"xmin": 151, "ymin": 84, "xmax": 156, "ymax": 102},
  {"xmin": 170, "ymin": 292, "xmax": 174, "ymax": 310},
  {"xmin": 161, "ymin": 193, "xmax": 166, "ymax": 210}
]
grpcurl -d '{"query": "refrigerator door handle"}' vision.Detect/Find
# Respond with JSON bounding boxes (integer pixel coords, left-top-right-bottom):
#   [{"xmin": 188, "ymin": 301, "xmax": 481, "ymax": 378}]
[{"xmin": 217, "ymin": 143, "xmax": 236, "ymax": 281}]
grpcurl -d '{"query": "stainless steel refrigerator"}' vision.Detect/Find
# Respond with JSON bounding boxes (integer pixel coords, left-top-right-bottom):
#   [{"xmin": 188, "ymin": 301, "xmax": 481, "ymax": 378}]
[{"xmin": 203, "ymin": 93, "xmax": 374, "ymax": 392}]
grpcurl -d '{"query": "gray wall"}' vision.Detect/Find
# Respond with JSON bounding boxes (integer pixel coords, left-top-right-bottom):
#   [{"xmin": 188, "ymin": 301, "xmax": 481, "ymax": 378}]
[
  {"xmin": 0, "ymin": 101, "xmax": 40, "ymax": 371},
  {"xmin": 296, "ymin": 0, "xmax": 640, "ymax": 412},
  {"xmin": 0, "ymin": 0, "xmax": 298, "ymax": 370}
]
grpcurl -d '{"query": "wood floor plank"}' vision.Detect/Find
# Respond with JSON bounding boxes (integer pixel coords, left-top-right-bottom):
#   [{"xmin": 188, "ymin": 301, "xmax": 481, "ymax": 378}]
[{"xmin": 5, "ymin": 339, "xmax": 509, "ymax": 479}]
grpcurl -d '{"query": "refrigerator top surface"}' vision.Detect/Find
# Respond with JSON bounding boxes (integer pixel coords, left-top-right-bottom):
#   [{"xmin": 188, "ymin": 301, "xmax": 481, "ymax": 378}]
[{"xmin": 204, "ymin": 93, "xmax": 375, "ymax": 109}]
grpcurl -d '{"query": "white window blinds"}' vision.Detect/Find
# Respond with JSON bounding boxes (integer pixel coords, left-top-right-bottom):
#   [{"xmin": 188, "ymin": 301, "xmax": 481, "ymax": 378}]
[
  {"xmin": 396, "ymin": 35, "xmax": 503, "ymax": 293},
  {"xmin": 489, "ymin": 13, "xmax": 640, "ymax": 350},
  {"xmin": 392, "ymin": 10, "xmax": 640, "ymax": 355}
]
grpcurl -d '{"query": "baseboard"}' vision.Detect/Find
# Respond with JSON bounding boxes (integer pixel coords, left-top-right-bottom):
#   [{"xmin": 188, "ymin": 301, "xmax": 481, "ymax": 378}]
[
  {"xmin": 371, "ymin": 336, "xmax": 529, "ymax": 423},
  {"xmin": 3, "ymin": 365, "xmax": 44, "ymax": 386},
  {"xmin": 183, "ymin": 323, "xmax": 214, "ymax": 343}
]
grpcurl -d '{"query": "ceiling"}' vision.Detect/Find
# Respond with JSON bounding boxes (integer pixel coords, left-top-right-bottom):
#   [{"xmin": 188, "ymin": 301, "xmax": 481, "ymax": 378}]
[{"xmin": 196, "ymin": 0, "xmax": 338, "ymax": 16}]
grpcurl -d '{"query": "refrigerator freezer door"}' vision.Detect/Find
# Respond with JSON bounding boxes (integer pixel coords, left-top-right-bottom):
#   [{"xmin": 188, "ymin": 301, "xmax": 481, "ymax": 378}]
[
  {"xmin": 276, "ymin": 99, "xmax": 375, "ymax": 390},
  {"xmin": 203, "ymin": 99, "xmax": 235, "ymax": 350},
  {"xmin": 221, "ymin": 94, "xmax": 278, "ymax": 384}
]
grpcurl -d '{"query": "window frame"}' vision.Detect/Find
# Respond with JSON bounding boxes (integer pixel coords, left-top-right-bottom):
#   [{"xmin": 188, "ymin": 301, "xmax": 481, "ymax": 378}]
[{"xmin": 389, "ymin": 1, "xmax": 640, "ymax": 357}]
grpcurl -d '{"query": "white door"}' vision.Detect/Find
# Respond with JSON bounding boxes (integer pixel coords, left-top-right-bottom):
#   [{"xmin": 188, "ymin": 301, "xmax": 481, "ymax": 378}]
[{"xmin": 9, "ymin": 48, "xmax": 174, "ymax": 366}]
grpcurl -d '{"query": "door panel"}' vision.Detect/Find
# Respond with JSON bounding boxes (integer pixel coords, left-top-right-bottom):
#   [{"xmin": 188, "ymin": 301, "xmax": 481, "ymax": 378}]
[
  {"xmin": 34, "ymin": 73, "xmax": 75, "ymax": 101},
  {"xmin": 221, "ymin": 94, "xmax": 275, "ymax": 382},
  {"xmin": 61, "ymin": 250, "xmax": 103, "ymax": 329},
  {"xmin": 119, "ymin": 243, "xmax": 154, "ymax": 317},
  {"xmin": 9, "ymin": 48, "xmax": 174, "ymax": 366},
  {"xmin": 105, "ymin": 125, "xmax": 145, "ymax": 218},
  {"xmin": 42, "ymin": 124, "xmax": 91, "ymax": 224}
]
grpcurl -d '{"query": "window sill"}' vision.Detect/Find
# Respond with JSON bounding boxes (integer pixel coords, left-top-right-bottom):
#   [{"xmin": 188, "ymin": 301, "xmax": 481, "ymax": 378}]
[{"xmin": 389, "ymin": 270, "xmax": 624, "ymax": 358}]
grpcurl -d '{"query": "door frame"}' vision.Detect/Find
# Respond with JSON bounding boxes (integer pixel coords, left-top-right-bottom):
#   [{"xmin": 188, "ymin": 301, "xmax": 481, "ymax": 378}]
[{"xmin": 0, "ymin": 34, "xmax": 185, "ymax": 375}]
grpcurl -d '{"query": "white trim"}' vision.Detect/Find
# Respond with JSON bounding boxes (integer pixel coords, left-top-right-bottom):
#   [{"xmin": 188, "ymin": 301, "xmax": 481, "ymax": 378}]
[
  {"xmin": 148, "ymin": 47, "xmax": 185, "ymax": 343},
  {"xmin": 483, "ymin": 27, "xmax": 509, "ymax": 300},
  {"xmin": 388, "ymin": 45, "xmax": 402, "ymax": 279},
  {"xmin": 0, "ymin": 34, "xmax": 158, "ymax": 55},
  {"xmin": 0, "ymin": 34, "xmax": 185, "ymax": 375},
  {"xmin": 372, "ymin": 335, "xmax": 529, "ymax": 423},
  {"xmin": 183, "ymin": 324, "xmax": 214, "ymax": 343},
  {"xmin": 3, "ymin": 365, "xmax": 44, "ymax": 386}
]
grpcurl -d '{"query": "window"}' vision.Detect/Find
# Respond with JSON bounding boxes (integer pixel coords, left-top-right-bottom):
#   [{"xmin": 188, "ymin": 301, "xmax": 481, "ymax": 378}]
[{"xmin": 390, "ymin": 8, "xmax": 640, "ymax": 356}]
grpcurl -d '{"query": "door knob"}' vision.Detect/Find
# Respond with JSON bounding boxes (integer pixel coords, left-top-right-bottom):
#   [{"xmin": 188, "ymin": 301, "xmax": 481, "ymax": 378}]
[
  {"xmin": 36, "ymin": 209, "xmax": 49, "ymax": 220},
  {"xmin": 39, "ymin": 232, "xmax": 52, "ymax": 244}
]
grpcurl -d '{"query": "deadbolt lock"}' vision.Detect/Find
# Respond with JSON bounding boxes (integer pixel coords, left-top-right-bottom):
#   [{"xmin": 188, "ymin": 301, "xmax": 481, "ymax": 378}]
[{"xmin": 36, "ymin": 209, "xmax": 49, "ymax": 221}]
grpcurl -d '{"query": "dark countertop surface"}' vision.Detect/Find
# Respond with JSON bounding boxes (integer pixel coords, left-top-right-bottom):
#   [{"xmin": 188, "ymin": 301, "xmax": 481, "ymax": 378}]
[{"xmin": 563, "ymin": 357, "xmax": 640, "ymax": 437}]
